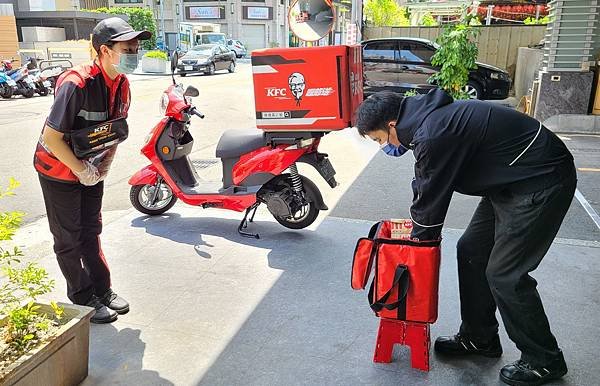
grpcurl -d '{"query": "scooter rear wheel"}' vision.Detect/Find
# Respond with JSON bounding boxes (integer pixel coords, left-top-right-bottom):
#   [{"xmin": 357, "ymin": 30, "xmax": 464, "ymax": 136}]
[
  {"xmin": 130, "ymin": 183, "xmax": 177, "ymax": 215},
  {"xmin": 270, "ymin": 176, "xmax": 321, "ymax": 230}
]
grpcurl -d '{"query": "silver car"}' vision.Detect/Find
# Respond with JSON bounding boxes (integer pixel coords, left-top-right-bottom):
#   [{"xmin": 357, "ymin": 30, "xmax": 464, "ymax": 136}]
[{"xmin": 227, "ymin": 39, "xmax": 247, "ymax": 58}]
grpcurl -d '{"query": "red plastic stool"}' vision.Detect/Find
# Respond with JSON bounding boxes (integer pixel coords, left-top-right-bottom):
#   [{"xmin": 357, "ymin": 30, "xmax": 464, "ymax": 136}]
[{"xmin": 373, "ymin": 318, "xmax": 431, "ymax": 371}]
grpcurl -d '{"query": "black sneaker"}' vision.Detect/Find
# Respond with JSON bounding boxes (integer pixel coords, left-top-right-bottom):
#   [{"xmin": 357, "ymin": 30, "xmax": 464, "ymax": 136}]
[
  {"xmin": 99, "ymin": 289, "xmax": 130, "ymax": 315},
  {"xmin": 434, "ymin": 333, "xmax": 503, "ymax": 358},
  {"xmin": 500, "ymin": 355, "xmax": 568, "ymax": 386},
  {"xmin": 85, "ymin": 295, "xmax": 118, "ymax": 324}
]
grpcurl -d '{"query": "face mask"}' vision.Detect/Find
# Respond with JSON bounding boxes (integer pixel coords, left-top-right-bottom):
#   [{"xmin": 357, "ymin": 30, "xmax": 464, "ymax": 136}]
[
  {"xmin": 380, "ymin": 142, "xmax": 409, "ymax": 157},
  {"xmin": 112, "ymin": 51, "xmax": 139, "ymax": 74}
]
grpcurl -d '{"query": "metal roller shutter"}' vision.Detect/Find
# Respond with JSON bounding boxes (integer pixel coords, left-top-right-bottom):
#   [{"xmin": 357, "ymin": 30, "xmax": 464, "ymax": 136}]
[{"xmin": 242, "ymin": 24, "xmax": 266, "ymax": 53}]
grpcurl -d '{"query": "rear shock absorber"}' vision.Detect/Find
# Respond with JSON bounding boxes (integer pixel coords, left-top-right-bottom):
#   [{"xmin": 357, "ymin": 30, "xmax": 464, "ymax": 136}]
[{"xmin": 288, "ymin": 163, "xmax": 304, "ymax": 193}]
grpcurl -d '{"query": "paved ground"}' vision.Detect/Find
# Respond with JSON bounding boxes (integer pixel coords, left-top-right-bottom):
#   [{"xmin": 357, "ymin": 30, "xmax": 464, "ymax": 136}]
[{"xmin": 2, "ymin": 61, "xmax": 599, "ymax": 385}]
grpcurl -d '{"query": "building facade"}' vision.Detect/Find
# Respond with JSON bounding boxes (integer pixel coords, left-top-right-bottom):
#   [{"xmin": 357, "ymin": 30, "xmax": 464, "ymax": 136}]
[{"xmin": 109, "ymin": 0, "xmax": 288, "ymax": 52}]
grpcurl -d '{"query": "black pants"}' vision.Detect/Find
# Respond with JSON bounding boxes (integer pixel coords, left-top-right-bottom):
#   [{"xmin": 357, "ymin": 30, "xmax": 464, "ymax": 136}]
[
  {"xmin": 39, "ymin": 176, "xmax": 111, "ymax": 305},
  {"xmin": 457, "ymin": 168, "xmax": 576, "ymax": 366}
]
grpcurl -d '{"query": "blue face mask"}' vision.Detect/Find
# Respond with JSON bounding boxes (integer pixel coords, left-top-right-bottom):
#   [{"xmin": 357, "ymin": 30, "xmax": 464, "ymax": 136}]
[{"xmin": 380, "ymin": 142, "xmax": 409, "ymax": 157}]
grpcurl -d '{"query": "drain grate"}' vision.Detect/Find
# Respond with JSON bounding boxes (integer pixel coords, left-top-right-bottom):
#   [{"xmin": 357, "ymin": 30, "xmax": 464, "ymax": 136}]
[{"xmin": 191, "ymin": 159, "xmax": 219, "ymax": 170}]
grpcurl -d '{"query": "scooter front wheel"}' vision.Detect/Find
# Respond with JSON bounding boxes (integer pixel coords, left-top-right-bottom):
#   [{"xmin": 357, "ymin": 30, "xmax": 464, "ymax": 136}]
[{"xmin": 130, "ymin": 183, "xmax": 177, "ymax": 215}]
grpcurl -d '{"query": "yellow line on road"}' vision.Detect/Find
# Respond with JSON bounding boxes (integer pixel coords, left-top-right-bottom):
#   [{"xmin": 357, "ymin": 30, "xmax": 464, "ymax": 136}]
[{"xmin": 578, "ymin": 168, "xmax": 600, "ymax": 172}]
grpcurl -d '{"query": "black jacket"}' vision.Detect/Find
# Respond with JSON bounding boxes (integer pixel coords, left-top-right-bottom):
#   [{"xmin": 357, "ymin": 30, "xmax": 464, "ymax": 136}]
[{"xmin": 396, "ymin": 89, "xmax": 574, "ymax": 240}]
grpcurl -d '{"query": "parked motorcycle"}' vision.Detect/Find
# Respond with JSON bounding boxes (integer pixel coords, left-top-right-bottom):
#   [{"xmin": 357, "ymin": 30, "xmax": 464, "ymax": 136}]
[
  {"xmin": 4, "ymin": 64, "xmax": 35, "ymax": 98},
  {"xmin": 0, "ymin": 71, "xmax": 17, "ymax": 99},
  {"xmin": 24, "ymin": 57, "xmax": 51, "ymax": 96},
  {"xmin": 28, "ymin": 70, "xmax": 51, "ymax": 96},
  {"xmin": 128, "ymin": 52, "xmax": 338, "ymax": 238}
]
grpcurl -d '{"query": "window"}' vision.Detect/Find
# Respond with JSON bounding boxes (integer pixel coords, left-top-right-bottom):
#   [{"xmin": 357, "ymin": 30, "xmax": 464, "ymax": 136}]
[
  {"xmin": 363, "ymin": 42, "xmax": 398, "ymax": 61},
  {"xmin": 398, "ymin": 42, "xmax": 435, "ymax": 63}
]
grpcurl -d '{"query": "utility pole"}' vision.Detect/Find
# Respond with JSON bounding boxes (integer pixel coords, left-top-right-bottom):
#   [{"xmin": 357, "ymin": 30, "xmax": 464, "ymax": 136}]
[
  {"xmin": 159, "ymin": 0, "xmax": 166, "ymax": 50},
  {"xmin": 349, "ymin": 0, "xmax": 362, "ymax": 44}
]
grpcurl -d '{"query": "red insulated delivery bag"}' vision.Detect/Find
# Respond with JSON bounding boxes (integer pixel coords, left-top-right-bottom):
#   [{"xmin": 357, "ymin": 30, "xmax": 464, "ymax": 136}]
[{"xmin": 351, "ymin": 221, "xmax": 441, "ymax": 323}]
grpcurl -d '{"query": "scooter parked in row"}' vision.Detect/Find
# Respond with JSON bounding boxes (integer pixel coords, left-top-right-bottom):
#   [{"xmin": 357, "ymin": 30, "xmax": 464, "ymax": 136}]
[
  {"xmin": 0, "ymin": 71, "xmax": 17, "ymax": 99},
  {"xmin": 2, "ymin": 60, "xmax": 35, "ymax": 98},
  {"xmin": 128, "ymin": 52, "xmax": 338, "ymax": 238},
  {"xmin": 25, "ymin": 57, "xmax": 52, "ymax": 96}
]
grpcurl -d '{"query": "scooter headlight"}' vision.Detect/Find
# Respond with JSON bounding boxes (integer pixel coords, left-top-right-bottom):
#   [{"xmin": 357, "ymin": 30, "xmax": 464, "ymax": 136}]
[{"xmin": 159, "ymin": 93, "xmax": 169, "ymax": 116}]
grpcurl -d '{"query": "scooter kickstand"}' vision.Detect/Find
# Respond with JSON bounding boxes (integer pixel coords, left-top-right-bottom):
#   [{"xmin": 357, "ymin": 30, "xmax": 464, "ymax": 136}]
[{"xmin": 238, "ymin": 205, "xmax": 260, "ymax": 239}]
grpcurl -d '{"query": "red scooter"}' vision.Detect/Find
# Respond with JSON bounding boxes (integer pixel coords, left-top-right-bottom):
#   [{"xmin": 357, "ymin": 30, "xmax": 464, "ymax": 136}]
[{"xmin": 128, "ymin": 54, "xmax": 338, "ymax": 238}]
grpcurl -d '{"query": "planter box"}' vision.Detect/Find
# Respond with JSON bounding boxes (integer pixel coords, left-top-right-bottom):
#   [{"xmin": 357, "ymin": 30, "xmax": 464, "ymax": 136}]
[
  {"xmin": 1, "ymin": 303, "xmax": 94, "ymax": 386},
  {"xmin": 141, "ymin": 56, "xmax": 167, "ymax": 73}
]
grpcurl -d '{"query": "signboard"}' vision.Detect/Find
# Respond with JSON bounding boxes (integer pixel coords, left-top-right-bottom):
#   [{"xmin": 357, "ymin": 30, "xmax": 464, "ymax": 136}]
[
  {"xmin": 345, "ymin": 22, "xmax": 357, "ymax": 45},
  {"xmin": 243, "ymin": 6, "xmax": 273, "ymax": 20},
  {"xmin": 247, "ymin": 7, "xmax": 269, "ymax": 20},
  {"xmin": 187, "ymin": 6, "xmax": 225, "ymax": 20}
]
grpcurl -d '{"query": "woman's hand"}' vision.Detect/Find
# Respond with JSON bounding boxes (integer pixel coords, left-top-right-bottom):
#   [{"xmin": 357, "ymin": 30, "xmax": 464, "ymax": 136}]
[{"xmin": 73, "ymin": 160, "xmax": 100, "ymax": 186}]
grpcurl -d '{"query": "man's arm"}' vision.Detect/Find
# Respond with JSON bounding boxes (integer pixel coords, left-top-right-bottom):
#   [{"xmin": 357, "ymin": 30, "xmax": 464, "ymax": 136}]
[
  {"xmin": 410, "ymin": 137, "xmax": 466, "ymax": 240},
  {"xmin": 42, "ymin": 125, "xmax": 86, "ymax": 173}
]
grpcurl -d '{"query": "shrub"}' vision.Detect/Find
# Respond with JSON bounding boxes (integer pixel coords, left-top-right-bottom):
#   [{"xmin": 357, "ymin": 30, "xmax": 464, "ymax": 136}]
[
  {"xmin": 429, "ymin": 22, "xmax": 479, "ymax": 100},
  {"xmin": 0, "ymin": 179, "xmax": 63, "ymax": 373},
  {"xmin": 144, "ymin": 50, "xmax": 168, "ymax": 60},
  {"xmin": 84, "ymin": 7, "xmax": 158, "ymax": 50},
  {"xmin": 420, "ymin": 13, "xmax": 438, "ymax": 27},
  {"xmin": 364, "ymin": 0, "xmax": 409, "ymax": 27}
]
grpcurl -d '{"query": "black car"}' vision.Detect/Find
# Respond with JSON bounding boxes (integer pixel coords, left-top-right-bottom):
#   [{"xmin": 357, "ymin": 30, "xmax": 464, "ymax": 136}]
[
  {"xmin": 177, "ymin": 44, "xmax": 236, "ymax": 77},
  {"xmin": 361, "ymin": 38, "xmax": 511, "ymax": 100}
]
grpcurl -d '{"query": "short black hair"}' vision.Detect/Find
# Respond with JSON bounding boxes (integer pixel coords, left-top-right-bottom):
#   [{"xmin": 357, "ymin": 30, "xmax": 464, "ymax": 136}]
[{"xmin": 355, "ymin": 91, "xmax": 404, "ymax": 137}]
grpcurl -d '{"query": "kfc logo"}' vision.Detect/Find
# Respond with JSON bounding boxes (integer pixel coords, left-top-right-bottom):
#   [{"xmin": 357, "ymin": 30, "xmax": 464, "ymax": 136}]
[
  {"xmin": 288, "ymin": 72, "xmax": 306, "ymax": 106},
  {"xmin": 266, "ymin": 87, "xmax": 287, "ymax": 97}
]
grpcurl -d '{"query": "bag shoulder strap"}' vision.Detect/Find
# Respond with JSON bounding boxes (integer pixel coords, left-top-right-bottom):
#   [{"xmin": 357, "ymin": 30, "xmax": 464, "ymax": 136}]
[{"xmin": 369, "ymin": 264, "xmax": 410, "ymax": 312}]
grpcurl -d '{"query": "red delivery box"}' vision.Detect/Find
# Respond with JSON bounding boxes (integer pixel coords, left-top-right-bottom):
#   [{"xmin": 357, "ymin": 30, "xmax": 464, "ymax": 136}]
[{"xmin": 251, "ymin": 45, "xmax": 363, "ymax": 132}]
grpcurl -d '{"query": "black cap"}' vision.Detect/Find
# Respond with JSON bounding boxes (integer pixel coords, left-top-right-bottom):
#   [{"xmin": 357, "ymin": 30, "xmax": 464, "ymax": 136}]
[{"xmin": 92, "ymin": 17, "xmax": 152, "ymax": 52}]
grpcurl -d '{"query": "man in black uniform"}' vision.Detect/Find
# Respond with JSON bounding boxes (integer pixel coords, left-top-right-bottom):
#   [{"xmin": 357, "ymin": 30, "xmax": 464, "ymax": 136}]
[{"xmin": 355, "ymin": 89, "xmax": 576, "ymax": 386}]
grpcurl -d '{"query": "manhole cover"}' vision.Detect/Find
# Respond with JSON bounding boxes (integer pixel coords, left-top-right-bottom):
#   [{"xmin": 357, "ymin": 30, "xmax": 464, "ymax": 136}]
[{"xmin": 191, "ymin": 159, "xmax": 219, "ymax": 169}]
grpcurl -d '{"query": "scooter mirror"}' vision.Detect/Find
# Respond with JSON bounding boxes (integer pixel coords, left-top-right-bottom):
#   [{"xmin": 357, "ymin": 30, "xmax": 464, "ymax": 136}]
[
  {"xmin": 184, "ymin": 85, "xmax": 199, "ymax": 97},
  {"xmin": 171, "ymin": 51, "xmax": 178, "ymax": 73},
  {"xmin": 171, "ymin": 51, "xmax": 178, "ymax": 85}
]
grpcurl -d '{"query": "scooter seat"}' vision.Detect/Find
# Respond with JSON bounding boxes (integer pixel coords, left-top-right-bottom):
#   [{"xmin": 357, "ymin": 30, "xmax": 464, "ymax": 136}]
[
  {"xmin": 5, "ymin": 69, "xmax": 18, "ymax": 76},
  {"xmin": 216, "ymin": 129, "xmax": 266, "ymax": 159}
]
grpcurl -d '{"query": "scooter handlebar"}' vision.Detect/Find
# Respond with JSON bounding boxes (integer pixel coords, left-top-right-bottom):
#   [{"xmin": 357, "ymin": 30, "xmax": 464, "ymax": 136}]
[{"xmin": 189, "ymin": 107, "xmax": 205, "ymax": 119}]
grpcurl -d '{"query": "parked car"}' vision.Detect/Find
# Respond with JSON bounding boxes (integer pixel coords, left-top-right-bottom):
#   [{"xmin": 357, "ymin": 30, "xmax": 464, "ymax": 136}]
[
  {"xmin": 227, "ymin": 39, "xmax": 247, "ymax": 58},
  {"xmin": 176, "ymin": 44, "xmax": 236, "ymax": 77},
  {"xmin": 361, "ymin": 38, "xmax": 511, "ymax": 100}
]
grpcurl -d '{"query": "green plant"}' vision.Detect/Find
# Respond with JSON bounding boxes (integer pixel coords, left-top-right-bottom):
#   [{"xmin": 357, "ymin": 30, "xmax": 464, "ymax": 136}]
[
  {"xmin": 84, "ymin": 7, "xmax": 157, "ymax": 50},
  {"xmin": 419, "ymin": 13, "xmax": 438, "ymax": 27},
  {"xmin": 524, "ymin": 16, "xmax": 551, "ymax": 25},
  {"xmin": 429, "ymin": 23, "xmax": 479, "ymax": 100},
  {"xmin": 364, "ymin": 0, "xmax": 409, "ymax": 27},
  {"xmin": 0, "ymin": 179, "xmax": 63, "ymax": 368},
  {"xmin": 144, "ymin": 50, "xmax": 168, "ymax": 60},
  {"xmin": 403, "ymin": 89, "xmax": 419, "ymax": 97}
]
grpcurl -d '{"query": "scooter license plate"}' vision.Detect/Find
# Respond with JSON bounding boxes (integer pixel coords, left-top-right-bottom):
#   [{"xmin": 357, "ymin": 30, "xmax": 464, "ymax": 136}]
[
  {"xmin": 43, "ymin": 81, "xmax": 51, "ymax": 87},
  {"xmin": 184, "ymin": 66, "xmax": 193, "ymax": 71}
]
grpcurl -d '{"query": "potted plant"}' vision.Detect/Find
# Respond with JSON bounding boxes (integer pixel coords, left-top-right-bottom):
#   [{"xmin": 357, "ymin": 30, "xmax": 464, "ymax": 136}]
[
  {"xmin": 0, "ymin": 178, "xmax": 94, "ymax": 386},
  {"xmin": 142, "ymin": 50, "xmax": 169, "ymax": 73}
]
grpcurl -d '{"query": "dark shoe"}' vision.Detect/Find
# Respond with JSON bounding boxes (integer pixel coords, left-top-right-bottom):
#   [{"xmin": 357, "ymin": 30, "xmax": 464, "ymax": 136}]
[
  {"xmin": 85, "ymin": 296, "xmax": 118, "ymax": 324},
  {"xmin": 99, "ymin": 289, "xmax": 130, "ymax": 314},
  {"xmin": 434, "ymin": 333, "xmax": 502, "ymax": 358},
  {"xmin": 500, "ymin": 355, "xmax": 568, "ymax": 386}
]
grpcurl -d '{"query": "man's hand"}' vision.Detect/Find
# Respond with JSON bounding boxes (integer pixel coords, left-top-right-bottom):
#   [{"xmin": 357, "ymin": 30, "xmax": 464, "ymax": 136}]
[{"xmin": 73, "ymin": 160, "xmax": 100, "ymax": 186}]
